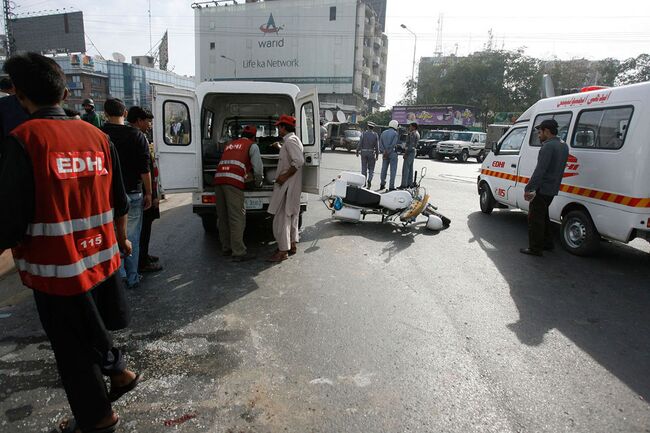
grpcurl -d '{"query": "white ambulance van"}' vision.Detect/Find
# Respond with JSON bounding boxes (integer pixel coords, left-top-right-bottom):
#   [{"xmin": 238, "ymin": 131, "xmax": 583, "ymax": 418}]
[
  {"xmin": 152, "ymin": 81, "xmax": 321, "ymax": 232},
  {"xmin": 478, "ymin": 83, "xmax": 650, "ymax": 255}
]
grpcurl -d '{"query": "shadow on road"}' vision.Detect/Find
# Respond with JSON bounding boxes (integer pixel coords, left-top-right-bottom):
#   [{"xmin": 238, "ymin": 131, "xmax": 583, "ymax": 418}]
[
  {"xmin": 0, "ymin": 203, "xmax": 278, "ymax": 427},
  {"xmin": 300, "ymin": 217, "xmax": 440, "ymax": 263},
  {"xmin": 467, "ymin": 210, "xmax": 650, "ymax": 400}
]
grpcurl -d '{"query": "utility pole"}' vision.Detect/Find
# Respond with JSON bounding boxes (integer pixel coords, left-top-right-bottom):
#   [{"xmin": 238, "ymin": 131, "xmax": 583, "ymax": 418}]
[
  {"xmin": 3, "ymin": 0, "xmax": 14, "ymax": 57},
  {"xmin": 148, "ymin": 0, "xmax": 153, "ymax": 52}
]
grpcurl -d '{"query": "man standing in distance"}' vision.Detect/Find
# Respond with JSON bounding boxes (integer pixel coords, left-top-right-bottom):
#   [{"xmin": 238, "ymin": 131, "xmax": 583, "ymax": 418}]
[
  {"xmin": 127, "ymin": 106, "xmax": 163, "ymax": 273},
  {"xmin": 0, "ymin": 52, "xmax": 139, "ymax": 433},
  {"xmin": 81, "ymin": 98, "xmax": 102, "ymax": 128},
  {"xmin": 102, "ymin": 98, "xmax": 152, "ymax": 288},
  {"xmin": 267, "ymin": 115, "xmax": 304, "ymax": 262},
  {"xmin": 214, "ymin": 124, "xmax": 263, "ymax": 262},
  {"xmin": 357, "ymin": 122, "xmax": 379, "ymax": 189},
  {"xmin": 379, "ymin": 119, "xmax": 399, "ymax": 191},
  {"xmin": 520, "ymin": 119, "xmax": 569, "ymax": 256},
  {"xmin": 400, "ymin": 122, "xmax": 419, "ymax": 188}
]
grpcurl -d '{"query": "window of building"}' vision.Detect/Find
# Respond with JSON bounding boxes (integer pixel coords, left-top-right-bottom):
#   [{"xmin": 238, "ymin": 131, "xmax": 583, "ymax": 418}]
[
  {"xmin": 210, "ymin": 42, "xmax": 215, "ymax": 50},
  {"xmin": 330, "ymin": 7, "xmax": 336, "ymax": 21},
  {"xmin": 529, "ymin": 112, "xmax": 572, "ymax": 147},
  {"xmin": 72, "ymin": 75, "xmax": 80, "ymax": 82},
  {"xmin": 571, "ymin": 106, "xmax": 633, "ymax": 150}
]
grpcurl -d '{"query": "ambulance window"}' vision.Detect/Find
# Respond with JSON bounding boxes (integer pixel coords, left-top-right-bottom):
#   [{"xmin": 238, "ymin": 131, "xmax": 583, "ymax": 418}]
[
  {"xmin": 530, "ymin": 112, "xmax": 572, "ymax": 147},
  {"xmin": 571, "ymin": 106, "xmax": 633, "ymax": 150},
  {"xmin": 498, "ymin": 127, "xmax": 527, "ymax": 153},
  {"xmin": 163, "ymin": 101, "xmax": 191, "ymax": 146},
  {"xmin": 300, "ymin": 101, "xmax": 315, "ymax": 146}
]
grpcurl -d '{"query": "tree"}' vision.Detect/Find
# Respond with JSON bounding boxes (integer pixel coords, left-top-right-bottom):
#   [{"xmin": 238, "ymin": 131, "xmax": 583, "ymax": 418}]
[
  {"xmin": 615, "ymin": 54, "xmax": 650, "ymax": 85},
  {"xmin": 363, "ymin": 109, "xmax": 392, "ymax": 126}
]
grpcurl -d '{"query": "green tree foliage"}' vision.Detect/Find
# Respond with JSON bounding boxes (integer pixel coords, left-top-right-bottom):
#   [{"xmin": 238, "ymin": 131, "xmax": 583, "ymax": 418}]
[
  {"xmin": 615, "ymin": 54, "xmax": 650, "ymax": 85},
  {"xmin": 416, "ymin": 49, "xmax": 541, "ymax": 126},
  {"xmin": 363, "ymin": 109, "xmax": 392, "ymax": 126}
]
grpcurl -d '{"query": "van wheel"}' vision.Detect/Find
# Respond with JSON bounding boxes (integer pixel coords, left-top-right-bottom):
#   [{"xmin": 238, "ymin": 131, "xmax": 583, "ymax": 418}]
[
  {"xmin": 561, "ymin": 210, "xmax": 600, "ymax": 256},
  {"xmin": 476, "ymin": 150, "xmax": 486, "ymax": 163},
  {"xmin": 458, "ymin": 150, "xmax": 469, "ymax": 163},
  {"xmin": 479, "ymin": 184, "xmax": 495, "ymax": 214},
  {"xmin": 201, "ymin": 214, "xmax": 217, "ymax": 233}
]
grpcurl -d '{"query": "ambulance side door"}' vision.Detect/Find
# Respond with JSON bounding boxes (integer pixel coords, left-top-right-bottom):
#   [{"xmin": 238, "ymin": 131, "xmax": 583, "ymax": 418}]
[
  {"xmin": 152, "ymin": 86, "xmax": 200, "ymax": 192},
  {"xmin": 490, "ymin": 126, "xmax": 528, "ymax": 206},
  {"xmin": 296, "ymin": 88, "xmax": 321, "ymax": 194}
]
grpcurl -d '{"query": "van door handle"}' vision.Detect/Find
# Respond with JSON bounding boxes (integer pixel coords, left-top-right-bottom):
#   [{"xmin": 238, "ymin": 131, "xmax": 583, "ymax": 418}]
[{"xmin": 511, "ymin": 164, "xmax": 517, "ymax": 168}]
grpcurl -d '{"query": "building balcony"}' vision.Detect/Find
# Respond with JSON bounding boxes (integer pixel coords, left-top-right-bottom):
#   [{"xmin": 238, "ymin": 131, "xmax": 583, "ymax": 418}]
[
  {"xmin": 373, "ymin": 37, "xmax": 382, "ymax": 48},
  {"xmin": 363, "ymin": 46, "xmax": 373, "ymax": 58},
  {"xmin": 362, "ymin": 67, "xmax": 371, "ymax": 76}
]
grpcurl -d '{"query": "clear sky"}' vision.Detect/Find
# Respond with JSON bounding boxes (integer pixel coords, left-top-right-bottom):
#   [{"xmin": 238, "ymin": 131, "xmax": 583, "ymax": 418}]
[{"xmin": 11, "ymin": 0, "xmax": 650, "ymax": 108}]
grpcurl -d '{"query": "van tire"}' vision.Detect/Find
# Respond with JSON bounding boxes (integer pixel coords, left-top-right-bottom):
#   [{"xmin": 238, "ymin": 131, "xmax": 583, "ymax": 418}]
[
  {"xmin": 201, "ymin": 214, "xmax": 217, "ymax": 233},
  {"xmin": 479, "ymin": 183, "xmax": 495, "ymax": 214},
  {"xmin": 560, "ymin": 210, "xmax": 600, "ymax": 256},
  {"xmin": 458, "ymin": 149, "xmax": 469, "ymax": 163}
]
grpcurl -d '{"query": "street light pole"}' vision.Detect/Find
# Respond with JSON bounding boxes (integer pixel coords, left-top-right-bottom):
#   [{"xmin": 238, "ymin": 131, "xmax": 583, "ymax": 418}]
[
  {"xmin": 220, "ymin": 54, "xmax": 237, "ymax": 79},
  {"xmin": 400, "ymin": 24, "xmax": 417, "ymax": 83}
]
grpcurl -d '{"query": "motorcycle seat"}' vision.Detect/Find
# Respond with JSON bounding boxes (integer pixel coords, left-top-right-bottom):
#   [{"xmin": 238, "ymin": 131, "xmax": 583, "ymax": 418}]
[{"xmin": 344, "ymin": 185, "xmax": 382, "ymax": 208}]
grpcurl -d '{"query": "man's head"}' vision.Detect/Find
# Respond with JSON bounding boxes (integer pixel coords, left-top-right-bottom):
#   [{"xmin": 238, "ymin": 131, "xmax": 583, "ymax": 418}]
[
  {"xmin": 275, "ymin": 114, "xmax": 296, "ymax": 137},
  {"xmin": 0, "ymin": 77, "xmax": 14, "ymax": 94},
  {"xmin": 534, "ymin": 119, "xmax": 558, "ymax": 142},
  {"xmin": 104, "ymin": 98, "xmax": 127, "ymax": 119},
  {"xmin": 409, "ymin": 122, "xmax": 418, "ymax": 132},
  {"xmin": 242, "ymin": 125, "xmax": 257, "ymax": 140},
  {"xmin": 367, "ymin": 121, "xmax": 375, "ymax": 130},
  {"xmin": 127, "ymin": 106, "xmax": 154, "ymax": 133},
  {"xmin": 82, "ymin": 98, "xmax": 95, "ymax": 113},
  {"xmin": 3, "ymin": 53, "xmax": 67, "ymax": 112}
]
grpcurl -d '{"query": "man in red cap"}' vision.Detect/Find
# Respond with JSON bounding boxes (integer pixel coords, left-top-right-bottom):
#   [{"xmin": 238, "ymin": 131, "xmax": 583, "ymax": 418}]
[
  {"xmin": 214, "ymin": 124, "xmax": 263, "ymax": 261},
  {"xmin": 267, "ymin": 114, "xmax": 304, "ymax": 262}
]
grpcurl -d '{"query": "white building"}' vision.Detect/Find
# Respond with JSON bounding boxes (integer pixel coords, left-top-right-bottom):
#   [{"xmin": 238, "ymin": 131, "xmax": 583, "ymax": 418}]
[{"xmin": 194, "ymin": 0, "xmax": 388, "ymax": 120}]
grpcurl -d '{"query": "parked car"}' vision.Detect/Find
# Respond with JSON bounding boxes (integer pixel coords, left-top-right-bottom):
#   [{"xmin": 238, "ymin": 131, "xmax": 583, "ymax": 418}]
[
  {"xmin": 436, "ymin": 131, "xmax": 487, "ymax": 162},
  {"xmin": 326, "ymin": 122, "xmax": 361, "ymax": 152},
  {"xmin": 416, "ymin": 129, "xmax": 451, "ymax": 159}
]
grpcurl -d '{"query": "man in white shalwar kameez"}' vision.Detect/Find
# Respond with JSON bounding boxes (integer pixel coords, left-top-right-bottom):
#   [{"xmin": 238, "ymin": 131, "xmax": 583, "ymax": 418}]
[{"xmin": 267, "ymin": 114, "xmax": 304, "ymax": 262}]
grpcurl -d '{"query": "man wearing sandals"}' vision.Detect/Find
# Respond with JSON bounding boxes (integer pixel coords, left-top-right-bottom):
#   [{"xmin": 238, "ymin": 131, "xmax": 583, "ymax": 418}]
[
  {"xmin": 267, "ymin": 115, "xmax": 304, "ymax": 262},
  {"xmin": 0, "ymin": 53, "xmax": 140, "ymax": 433}
]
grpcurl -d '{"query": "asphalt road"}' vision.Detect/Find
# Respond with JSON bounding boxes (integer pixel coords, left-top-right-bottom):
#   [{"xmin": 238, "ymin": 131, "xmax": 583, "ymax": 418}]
[{"xmin": 1, "ymin": 150, "xmax": 649, "ymax": 433}]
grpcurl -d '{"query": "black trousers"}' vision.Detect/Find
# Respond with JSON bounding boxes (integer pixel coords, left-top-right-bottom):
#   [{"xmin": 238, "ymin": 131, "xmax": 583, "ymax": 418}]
[
  {"xmin": 33, "ymin": 273, "xmax": 130, "ymax": 430},
  {"xmin": 528, "ymin": 193, "xmax": 554, "ymax": 252},
  {"xmin": 138, "ymin": 206, "xmax": 160, "ymax": 267}
]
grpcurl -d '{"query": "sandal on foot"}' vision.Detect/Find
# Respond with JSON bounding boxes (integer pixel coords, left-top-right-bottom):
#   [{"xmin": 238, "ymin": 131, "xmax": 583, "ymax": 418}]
[
  {"xmin": 108, "ymin": 372, "xmax": 142, "ymax": 402},
  {"xmin": 266, "ymin": 251, "xmax": 289, "ymax": 262},
  {"xmin": 58, "ymin": 417, "xmax": 120, "ymax": 433}
]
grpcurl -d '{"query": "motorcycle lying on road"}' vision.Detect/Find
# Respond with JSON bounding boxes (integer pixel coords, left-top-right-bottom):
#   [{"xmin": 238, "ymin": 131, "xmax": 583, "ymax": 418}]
[{"xmin": 321, "ymin": 167, "xmax": 451, "ymax": 230}]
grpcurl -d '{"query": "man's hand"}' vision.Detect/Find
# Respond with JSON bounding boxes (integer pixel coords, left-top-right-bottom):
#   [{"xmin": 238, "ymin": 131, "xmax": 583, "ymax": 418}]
[
  {"xmin": 275, "ymin": 173, "xmax": 287, "ymax": 185},
  {"xmin": 524, "ymin": 191, "xmax": 536, "ymax": 202},
  {"xmin": 143, "ymin": 193, "xmax": 152, "ymax": 210},
  {"xmin": 119, "ymin": 239, "xmax": 133, "ymax": 256},
  {"xmin": 153, "ymin": 198, "xmax": 160, "ymax": 208}
]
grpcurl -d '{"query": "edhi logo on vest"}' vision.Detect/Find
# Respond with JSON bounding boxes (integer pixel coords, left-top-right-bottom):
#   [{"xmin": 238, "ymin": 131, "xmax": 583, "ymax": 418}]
[{"xmin": 242, "ymin": 13, "xmax": 299, "ymax": 70}]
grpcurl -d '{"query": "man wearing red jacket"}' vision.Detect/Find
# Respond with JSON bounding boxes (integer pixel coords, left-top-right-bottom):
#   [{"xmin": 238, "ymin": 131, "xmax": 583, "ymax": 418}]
[
  {"xmin": 0, "ymin": 53, "xmax": 139, "ymax": 433},
  {"xmin": 214, "ymin": 124, "xmax": 263, "ymax": 262}
]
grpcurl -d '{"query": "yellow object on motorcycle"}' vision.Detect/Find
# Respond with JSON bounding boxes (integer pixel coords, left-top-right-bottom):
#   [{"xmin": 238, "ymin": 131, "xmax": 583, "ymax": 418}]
[{"xmin": 400, "ymin": 194, "xmax": 429, "ymax": 221}]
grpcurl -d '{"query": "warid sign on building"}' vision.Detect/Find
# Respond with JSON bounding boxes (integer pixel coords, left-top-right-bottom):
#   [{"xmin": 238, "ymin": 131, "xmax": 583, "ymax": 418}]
[{"xmin": 195, "ymin": 0, "xmax": 356, "ymax": 93}]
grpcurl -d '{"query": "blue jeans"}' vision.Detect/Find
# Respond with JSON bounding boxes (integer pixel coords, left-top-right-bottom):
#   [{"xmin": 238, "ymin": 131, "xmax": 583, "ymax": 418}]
[
  {"xmin": 380, "ymin": 152, "xmax": 398, "ymax": 189},
  {"xmin": 119, "ymin": 192, "xmax": 143, "ymax": 286},
  {"xmin": 401, "ymin": 151, "xmax": 416, "ymax": 187}
]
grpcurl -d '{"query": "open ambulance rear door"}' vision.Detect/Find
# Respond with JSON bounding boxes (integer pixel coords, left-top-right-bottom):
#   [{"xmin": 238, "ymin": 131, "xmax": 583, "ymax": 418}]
[
  {"xmin": 152, "ymin": 85, "xmax": 201, "ymax": 193},
  {"xmin": 296, "ymin": 89, "xmax": 321, "ymax": 194}
]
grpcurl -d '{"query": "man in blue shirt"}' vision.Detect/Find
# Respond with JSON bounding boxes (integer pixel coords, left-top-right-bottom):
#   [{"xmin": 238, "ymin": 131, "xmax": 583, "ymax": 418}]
[{"xmin": 378, "ymin": 120, "xmax": 399, "ymax": 191}]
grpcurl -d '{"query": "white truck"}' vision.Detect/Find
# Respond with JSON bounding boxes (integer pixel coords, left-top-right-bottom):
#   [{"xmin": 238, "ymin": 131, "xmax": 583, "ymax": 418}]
[
  {"xmin": 152, "ymin": 81, "xmax": 321, "ymax": 232},
  {"xmin": 436, "ymin": 131, "xmax": 488, "ymax": 162},
  {"xmin": 478, "ymin": 83, "xmax": 650, "ymax": 255}
]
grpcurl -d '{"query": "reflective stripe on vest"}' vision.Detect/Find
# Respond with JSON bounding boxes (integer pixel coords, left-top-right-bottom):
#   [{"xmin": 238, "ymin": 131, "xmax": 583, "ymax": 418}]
[
  {"xmin": 26, "ymin": 210, "xmax": 114, "ymax": 237},
  {"xmin": 218, "ymin": 159, "xmax": 247, "ymax": 170},
  {"xmin": 15, "ymin": 244, "xmax": 119, "ymax": 278},
  {"xmin": 214, "ymin": 172, "xmax": 247, "ymax": 183}
]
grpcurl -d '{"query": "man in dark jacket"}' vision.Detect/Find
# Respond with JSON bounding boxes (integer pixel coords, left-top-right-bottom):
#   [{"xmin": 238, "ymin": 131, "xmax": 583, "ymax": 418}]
[
  {"xmin": 0, "ymin": 77, "xmax": 29, "ymax": 137},
  {"xmin": 521, "ymin": 119, "xmax": 569, "ymax": 256},
  {"xmin": 82, "ymin": 98, "xmax": 102, "ymax": 128}
]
